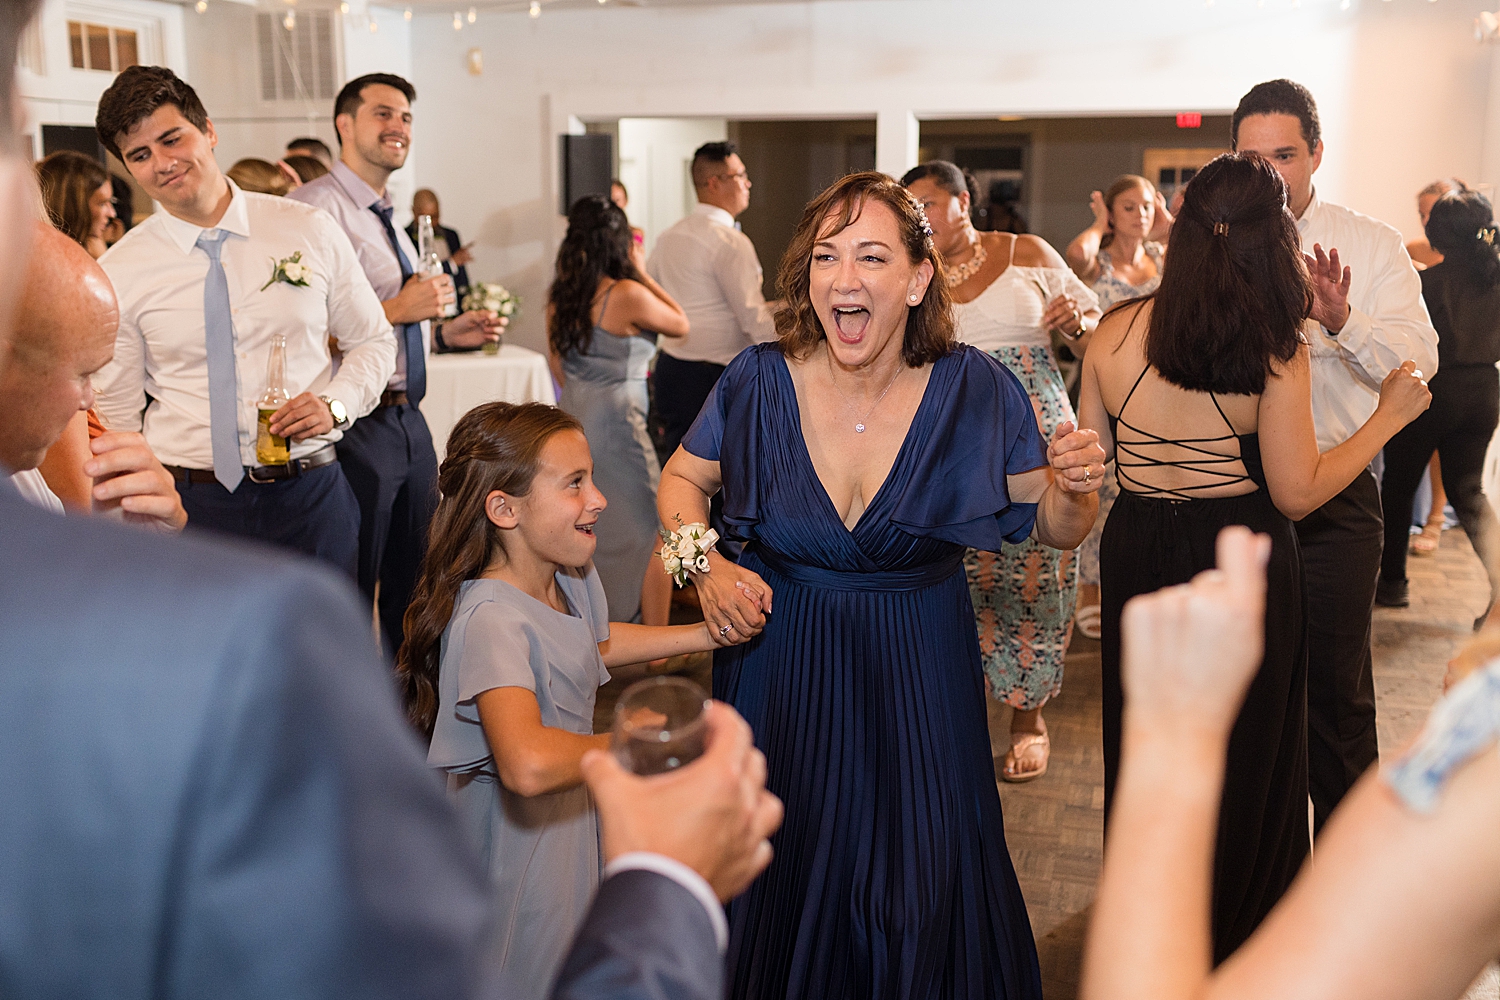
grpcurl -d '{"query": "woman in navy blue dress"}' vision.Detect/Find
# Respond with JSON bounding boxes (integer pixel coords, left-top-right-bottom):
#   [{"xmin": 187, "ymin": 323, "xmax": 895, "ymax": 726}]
[{"xmin": 657, "ymin": 172, "xmax": 1105, "ymax": 1000}]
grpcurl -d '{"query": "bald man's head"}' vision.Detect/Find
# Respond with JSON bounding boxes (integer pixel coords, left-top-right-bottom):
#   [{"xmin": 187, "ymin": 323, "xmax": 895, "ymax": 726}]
[
  {"xmin": 412, "ymin": 188, "xmax": 439, "ymax": 224},
  {"xmin": 0, "ymin": 224, "xmax": 119, "ymax": 471}
]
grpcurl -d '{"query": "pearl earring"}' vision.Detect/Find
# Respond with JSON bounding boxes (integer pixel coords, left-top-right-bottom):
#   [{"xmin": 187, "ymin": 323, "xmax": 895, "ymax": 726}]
[{"xmin": 909, "ymin": 294, "xmax": 919, "ymax": 302}]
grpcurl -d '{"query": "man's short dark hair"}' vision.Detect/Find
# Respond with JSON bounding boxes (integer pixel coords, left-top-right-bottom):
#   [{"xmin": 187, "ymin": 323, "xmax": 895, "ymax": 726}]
[
  {"xmin": 95, "ymin": 66, "xmax": 210, "ymax": 161},
  {"xmin": 332, "ymin": 73, "xmax": 416, "ymax": 146},
  {"xmin": 286, "ymin": 136, "xmax": 333, "ymax": 161},
  {"xmin": 691, "ymin": 141, "xmax": 738, "ymax": 189},
  {"xmin": 1231, "ymin": 79, "xmax": 1321, "ymax": 152}
]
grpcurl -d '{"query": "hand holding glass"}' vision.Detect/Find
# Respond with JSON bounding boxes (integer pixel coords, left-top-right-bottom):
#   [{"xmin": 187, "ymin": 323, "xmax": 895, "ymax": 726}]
[{"xmin": 611, "ymin": 677, "xmax": 710, "ymax": 775}]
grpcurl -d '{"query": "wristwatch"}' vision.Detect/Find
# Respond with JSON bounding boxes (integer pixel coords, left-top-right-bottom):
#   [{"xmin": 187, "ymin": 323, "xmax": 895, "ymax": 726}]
[{"xmin": 319, "ymin": 394, "xmax": 350, "ymax": 430}]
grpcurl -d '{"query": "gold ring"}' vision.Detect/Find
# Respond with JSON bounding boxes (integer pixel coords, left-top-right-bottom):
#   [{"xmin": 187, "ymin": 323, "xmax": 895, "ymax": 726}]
[{"xmin": 1084, "ymin": 465, "xmax": 1093, "ymax": 484}]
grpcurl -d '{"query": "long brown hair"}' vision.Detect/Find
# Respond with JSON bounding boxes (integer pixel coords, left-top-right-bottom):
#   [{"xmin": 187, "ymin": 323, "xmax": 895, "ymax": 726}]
[
  {"xmin": 396, "ymin": 401, "xmax": 584, "ymax": 740},
  {"xmin": 548, "ymin": 194, "xmax": 642, "ymax": 358},
  {"xmin": 1145, "ymin": 152, "xmax": 1309, "ymax": 396},
  {"xmin": 776, "ymin": 171, "xmax": 955, "ymax": 368},
  {"xmin": 1098, "ymin": 174, "xmax": 1154, "ymax": 251},
  {"xmin": 36, "ymin": 151, "xmax": 109, "ymax": 248}
]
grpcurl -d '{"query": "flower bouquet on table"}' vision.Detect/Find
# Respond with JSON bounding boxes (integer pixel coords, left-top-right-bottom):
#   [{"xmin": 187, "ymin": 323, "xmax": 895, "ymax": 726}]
[{"xmin": 461, "ymin": 281, "xmax": 520, "ymax": 355}]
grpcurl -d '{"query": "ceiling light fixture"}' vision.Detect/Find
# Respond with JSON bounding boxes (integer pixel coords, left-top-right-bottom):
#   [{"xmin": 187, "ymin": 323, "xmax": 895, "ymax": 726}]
[
  {"xmin": 530, "ymin": 1, "xmax": 541, "ymax": 17},
  {"xmin": 339, "ymin": 1, "xmax": 349, "ymax": 12},
  {"xmin": 453, "ymin": 11, "xmax": 463, "ymax": 29},
  {"xmin": 195, "ymin": 0, "xmax": 207, "ymax": 11},
  {"xmin": 368, "ymin": 17, "xmax": 377, "ymax": 31},
  {"xmin": 405, "ymin": 8, "xmax": 413, "ymax": 20},
  {"xmin": 468, "ymin": 6, "xmax": 477, "ymax": 22}
]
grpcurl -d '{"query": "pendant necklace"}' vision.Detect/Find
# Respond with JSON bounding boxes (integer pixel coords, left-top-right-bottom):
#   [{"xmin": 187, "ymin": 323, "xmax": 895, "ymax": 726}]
[
  {"xmin": 945, "ymin": 233, "xmax": 988, "ymax": 287},
  {"xmin": 827, "ymin": 352, "xmax": 903, "ymax": 434}
]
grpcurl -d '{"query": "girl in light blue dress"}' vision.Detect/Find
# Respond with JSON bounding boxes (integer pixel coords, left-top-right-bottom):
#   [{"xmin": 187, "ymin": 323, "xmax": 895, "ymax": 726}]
[{"xmin": 394, "ymin": 401, "xmax": 736, "ymax": 1000}]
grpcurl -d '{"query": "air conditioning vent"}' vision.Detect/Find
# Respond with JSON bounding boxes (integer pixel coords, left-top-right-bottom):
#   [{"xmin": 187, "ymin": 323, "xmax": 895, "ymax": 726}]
[{"xmin": 257, "ymin": 10, "xmax": 337, "ymax": 103}]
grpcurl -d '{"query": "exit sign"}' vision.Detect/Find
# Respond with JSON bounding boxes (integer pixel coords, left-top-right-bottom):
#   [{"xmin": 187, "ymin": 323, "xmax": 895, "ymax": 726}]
[{"xmin": 1176, "ymin": 113, "xmax": 1203, "ymax": 129}]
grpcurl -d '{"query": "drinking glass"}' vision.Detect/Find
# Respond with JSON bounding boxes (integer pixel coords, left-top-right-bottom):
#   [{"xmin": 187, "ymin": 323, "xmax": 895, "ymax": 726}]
[
  {"xmin": 611, "ymin": 676, "xmax": 709, "ymax": 775},
  {"xmin": 481, "ymin": 336, "xmax": 502, "ymax": 356}
]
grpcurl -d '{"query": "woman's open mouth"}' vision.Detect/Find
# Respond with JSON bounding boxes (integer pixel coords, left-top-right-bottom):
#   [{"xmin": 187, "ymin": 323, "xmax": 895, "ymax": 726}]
[{"xmin": 831, "ymin": 306, "xmax": 870, "ymax": 341}]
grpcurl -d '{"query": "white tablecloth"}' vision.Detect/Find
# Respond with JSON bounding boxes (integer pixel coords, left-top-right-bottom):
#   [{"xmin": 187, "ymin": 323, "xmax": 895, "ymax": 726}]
[{"xmin": 420, "ymin": 345, "xmax": 557, "ymax": 459}]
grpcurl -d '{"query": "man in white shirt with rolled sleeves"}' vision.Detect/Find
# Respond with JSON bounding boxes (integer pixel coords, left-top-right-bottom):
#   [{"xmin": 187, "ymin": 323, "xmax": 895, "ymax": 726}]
[
  {"xmin": 92, "ymin": 66, "xmax": 395, "ymax": 579},
  {"xmin": 1233, "ymin": 79, "xmax": 1439, "ymax": 835},
  {"xmin": 648, "ymin": 141, "xmax": 779, "ymax": 466}
]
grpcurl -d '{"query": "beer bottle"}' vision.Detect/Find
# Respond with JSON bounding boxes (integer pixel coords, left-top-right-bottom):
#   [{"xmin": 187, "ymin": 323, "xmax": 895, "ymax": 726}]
[{"xmin": 256, "ymin": 334, "xmax": 291, "ymax": 465}]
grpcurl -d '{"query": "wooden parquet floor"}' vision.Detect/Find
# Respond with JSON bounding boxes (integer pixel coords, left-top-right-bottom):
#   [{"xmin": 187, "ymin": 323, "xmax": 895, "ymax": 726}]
[{"xmin": 992, "ymin": 525, "xmax": 1493, "ymax": 999}]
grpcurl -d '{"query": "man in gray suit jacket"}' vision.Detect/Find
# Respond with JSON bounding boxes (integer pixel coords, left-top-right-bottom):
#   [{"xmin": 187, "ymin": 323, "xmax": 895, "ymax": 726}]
[{"xmin": 0, "ymin": 7, "xmax": 779, "ymax": 996}]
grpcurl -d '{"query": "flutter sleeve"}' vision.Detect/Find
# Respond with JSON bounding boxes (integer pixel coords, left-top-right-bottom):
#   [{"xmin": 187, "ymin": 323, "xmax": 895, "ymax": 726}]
[
  {"xmin": 890, "ymin": 347, "xmax": 1049, "ymax": 551},
  {"xmin": 680, "ymin": 345, "xmax": 771, "ymax": 542}
]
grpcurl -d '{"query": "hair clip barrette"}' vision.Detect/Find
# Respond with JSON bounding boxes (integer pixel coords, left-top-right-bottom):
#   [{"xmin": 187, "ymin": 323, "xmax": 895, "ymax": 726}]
[{"xmin": 1213, "ymin": 221, "xmax": 1230, "ymax": 237}]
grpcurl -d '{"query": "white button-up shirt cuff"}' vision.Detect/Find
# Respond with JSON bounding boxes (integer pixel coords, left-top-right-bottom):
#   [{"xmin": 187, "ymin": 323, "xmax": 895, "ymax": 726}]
[{"xmin": 602, "ymin": 852, "xmax": 728, "ymax": 953}]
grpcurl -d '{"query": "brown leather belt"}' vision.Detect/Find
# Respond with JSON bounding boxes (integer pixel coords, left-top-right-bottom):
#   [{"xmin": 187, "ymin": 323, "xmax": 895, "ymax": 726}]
[
  {"xmin": 378, "ymin": 390, "xmax": 410, "ymax": 408},
  {"xmin": 166, "ymin": 444, "xmax": 339, "ymax": 486}
]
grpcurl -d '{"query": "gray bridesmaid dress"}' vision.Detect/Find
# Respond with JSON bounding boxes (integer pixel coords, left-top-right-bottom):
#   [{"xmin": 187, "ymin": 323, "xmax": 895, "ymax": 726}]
[
  {"xmin": 558, "ymin": 282, "xmax": 662, "ymax": 623},
  {"xmin": 427, "ymin": 565, "xmax": 612, "ymax": 1000}
]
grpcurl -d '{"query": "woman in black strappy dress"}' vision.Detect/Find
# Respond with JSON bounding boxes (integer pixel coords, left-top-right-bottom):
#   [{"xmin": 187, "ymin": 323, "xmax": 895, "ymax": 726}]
[{"xmin": 1077, "ymin": 152, "xmax": 1431, "ymax": 962}]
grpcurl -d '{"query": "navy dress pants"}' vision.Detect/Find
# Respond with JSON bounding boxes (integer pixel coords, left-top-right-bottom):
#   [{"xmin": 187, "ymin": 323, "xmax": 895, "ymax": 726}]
[
  {"xmin": 176, "ymin": 462, "xmax": 360, "ymax": 580},
  {"xmin": 335, "ymin": 403, "xmax": 439, "ymax": 658}
]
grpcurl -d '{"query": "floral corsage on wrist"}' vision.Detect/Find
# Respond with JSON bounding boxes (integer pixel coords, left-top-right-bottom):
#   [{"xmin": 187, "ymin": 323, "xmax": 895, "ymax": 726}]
[
  {"xmin": 659, "ymin": 518, "xmax": 719, "ymax": 588},
  {"xmin": 261, "ymin": 252, "xmax": 313, "ymax": 291}
]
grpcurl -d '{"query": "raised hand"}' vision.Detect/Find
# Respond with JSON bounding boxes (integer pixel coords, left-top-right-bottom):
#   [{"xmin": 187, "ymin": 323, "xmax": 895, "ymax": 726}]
[
  {"xmin": 1048, "ymin": 420, "xmax": 1106, "ymax": 494},
  {"xmin": 1089, "ymin": 190, "xmax": 1109, "ymax": 229},
  {"xmin": 1303, "ymin": 243, "xmax": 1352, "ymax": 332},
  {"xmin": 1120, "ymin": 526, "xmax": 1270, "ymax": 737},
  {"xmin": 1147, "ymin": 189, "xmax": 1174, "ymax": 243}
]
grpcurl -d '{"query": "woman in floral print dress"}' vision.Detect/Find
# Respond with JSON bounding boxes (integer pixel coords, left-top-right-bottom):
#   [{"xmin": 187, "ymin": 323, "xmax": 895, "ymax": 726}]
[{"xmin": 905, "ymin": 162, "xmax": 1100, "ymax": 781}]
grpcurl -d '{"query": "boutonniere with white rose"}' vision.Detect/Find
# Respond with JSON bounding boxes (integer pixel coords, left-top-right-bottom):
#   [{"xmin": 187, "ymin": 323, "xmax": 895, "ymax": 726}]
[{"xmin": 260, "ymin": 251, "xmax": 313, "ymax": 292}]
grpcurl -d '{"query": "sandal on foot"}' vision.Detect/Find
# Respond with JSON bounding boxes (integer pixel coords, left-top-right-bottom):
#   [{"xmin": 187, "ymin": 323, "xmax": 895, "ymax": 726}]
[
  {"xmin": 1002, "ymin": 732, "xmax": 1050, "ymax": 783},
  {"xmin": 1074, "ymin": 604, "xmax": 1102, "ymax": 641},
  {"xmin": 1411, "ymin": 522, "xmax": 1442, "ymax": 556}
]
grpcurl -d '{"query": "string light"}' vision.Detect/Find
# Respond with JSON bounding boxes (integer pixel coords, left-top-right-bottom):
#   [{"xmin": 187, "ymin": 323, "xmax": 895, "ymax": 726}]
[
  {"xmin": 195, "ymin": 0, "xmax": 207, "ymax": 11},
  {"xmin": 405, "ymin": 8, "xmax": 413, "ymax": 20},
  {"xmin": 530, "ymin": 1, "xmax": 541, "ymax": 17},
  {"xmin": 468, "ymin": 6, "xmax": 477, "ymax": 23},
  {"xmin": 283, "ymin": 9, "xmax": 296, "ymax": 30},
  {"xmin": 339, "ymin": 1, "xmax": 349, "ymax": 12},
  {"xmin": 453, "ymin": 11, "xmax": 463, "ymax": 29},
  {"xmin": 1341, "ymin": 0, "xmax": 1351, "ymax": 8},
  {"xmin": 368, "ymin": 17, "xmax": 378, "ymax": 31}
]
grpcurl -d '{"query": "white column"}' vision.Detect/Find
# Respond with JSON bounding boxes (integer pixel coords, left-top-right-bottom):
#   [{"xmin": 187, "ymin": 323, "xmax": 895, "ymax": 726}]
[{"xmin": 875, "ymin": 109, "xmax": 919, "ymax": 179}]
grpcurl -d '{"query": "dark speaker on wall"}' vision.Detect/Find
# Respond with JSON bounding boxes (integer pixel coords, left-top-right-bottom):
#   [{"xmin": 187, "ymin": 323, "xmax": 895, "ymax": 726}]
[
  {"xmin": 558, "ymin": 133, "xmax": 613, "ymax": 216},
  {"xmin": 41, "ymin": 124, "xmax": 106, "ymax": 162}
]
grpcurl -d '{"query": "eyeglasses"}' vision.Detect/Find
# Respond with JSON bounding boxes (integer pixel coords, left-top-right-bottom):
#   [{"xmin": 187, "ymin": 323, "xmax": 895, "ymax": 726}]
[{"xmin": 715, "ymin": 170, "xmax": 749, "ymax": 184}]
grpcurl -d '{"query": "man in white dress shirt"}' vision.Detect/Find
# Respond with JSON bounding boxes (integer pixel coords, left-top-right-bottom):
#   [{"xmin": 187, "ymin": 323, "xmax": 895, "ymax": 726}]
[
  {"xmin": 92, "ymin": 67, "xmax": 396, "ymax": 578},
  {"xmin": 1233, "ymin": 79, "xmax": 1439, "ymax": 834},
  {"xmin": 289, "ymin": 73, "xmax": 503, "ymax": 654},
  {"xmin": 648, "ymin": 141, "xmax": 778, "ymax": 466}
]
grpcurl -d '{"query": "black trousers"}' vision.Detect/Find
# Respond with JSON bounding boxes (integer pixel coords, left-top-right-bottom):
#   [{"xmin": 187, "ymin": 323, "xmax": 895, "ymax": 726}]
[
  {"xmin": 1379, "ymin": 365, "xmax": 1500, "ymax": 608},
  {"xmin": 651, "ymin": 352, "xmax": 739, "ymax": 557},
  {"xmin": 650, "ymin": 352, "xmax": 726, "ymax": 466},
  {"xmin": 176, "ymin": 462, "xmax": 360, "ymax": 579},
  {"xmin": 1295, "ymin": 468, "xmax": 1382, "ymax": 834},
  {"xmin": 335, "ymin": 403, "xmax": 439, "ymax": 657}
]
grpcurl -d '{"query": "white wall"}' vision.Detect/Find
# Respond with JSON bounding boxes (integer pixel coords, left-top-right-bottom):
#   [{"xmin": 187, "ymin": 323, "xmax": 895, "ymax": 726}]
[
  {"xmin": 17, "ymin": 0, "xmax": 187, "ymax": 152},
  {"xmin": 617, "ymin": 117, "xmax": 727, "ymax": 253},
  {"xmin": 405, "ymin": 0, "xmax": 1500, "ymax": 354}
]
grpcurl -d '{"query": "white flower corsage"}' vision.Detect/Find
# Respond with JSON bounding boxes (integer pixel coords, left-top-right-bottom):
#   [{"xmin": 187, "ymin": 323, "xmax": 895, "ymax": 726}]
[
  {"xmin": 659, "ymin": 519, "xmax": 719, "ymax": 588},
  {"xmin": 261, "ymin": 251, "xmax": 313, "ymax": 291},
  {"xmin": 461, "ymin": 281, "xmax": 520, "ymax": 317}
]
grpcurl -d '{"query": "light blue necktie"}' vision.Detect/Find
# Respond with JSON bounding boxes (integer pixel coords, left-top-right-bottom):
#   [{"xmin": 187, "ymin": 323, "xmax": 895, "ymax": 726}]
[{"xmin": 197, "ymin": 230, "xmax": 243, "ymax": 492}]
